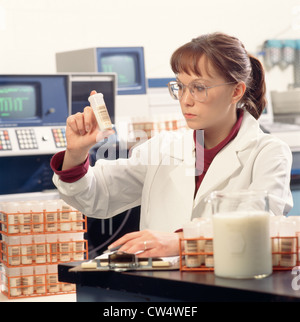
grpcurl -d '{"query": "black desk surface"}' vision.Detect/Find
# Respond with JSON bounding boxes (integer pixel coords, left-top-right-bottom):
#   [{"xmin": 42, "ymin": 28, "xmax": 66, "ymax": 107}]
[{"xmin": 58, "ymin": 261, "xmax": 300, "ymax": 302}]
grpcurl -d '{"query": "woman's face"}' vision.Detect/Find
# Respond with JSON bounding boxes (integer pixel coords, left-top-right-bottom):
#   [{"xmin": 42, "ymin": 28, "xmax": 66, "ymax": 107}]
[{"xmin": 177, "ymin": 56, "xmax": 238, "ymax": 131}]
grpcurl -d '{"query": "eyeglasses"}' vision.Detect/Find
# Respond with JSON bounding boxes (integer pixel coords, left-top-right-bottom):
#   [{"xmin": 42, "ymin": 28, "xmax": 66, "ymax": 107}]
[{"xmin": 167, "ymin": 80, "xmax": 236, "ymax": 102}]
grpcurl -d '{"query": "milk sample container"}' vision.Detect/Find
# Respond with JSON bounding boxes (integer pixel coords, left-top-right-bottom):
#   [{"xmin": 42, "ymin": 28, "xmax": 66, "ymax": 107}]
[{"xmin": 208, "ymin": 190, "xmax": 272, "ymax": 279}]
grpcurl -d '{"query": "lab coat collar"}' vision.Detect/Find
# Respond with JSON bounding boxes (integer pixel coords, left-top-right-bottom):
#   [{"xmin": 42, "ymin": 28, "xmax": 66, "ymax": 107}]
[
  {"xmin": 167, "ymin": 111, "xmax": 261, "ymax": 209},
  {"xmin": 168, "ymin": 110, "xmax": 260, "ymax": 158},
  {"xmin": 232, "ymin": 110, "xmax": 261, "ymax": 152},
  {"xmin": 194, "ymin": 111, "xmax": 261, "ymax": 205}
]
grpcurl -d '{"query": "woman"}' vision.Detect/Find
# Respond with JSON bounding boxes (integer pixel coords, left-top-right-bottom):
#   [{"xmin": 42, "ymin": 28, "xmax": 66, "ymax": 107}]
[{"xmin": 51, "ymin": 32, "xmax": 293, "ymax": 257}]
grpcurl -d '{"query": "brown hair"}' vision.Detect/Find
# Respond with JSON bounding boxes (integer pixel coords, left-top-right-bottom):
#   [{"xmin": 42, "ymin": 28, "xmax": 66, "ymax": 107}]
[{"xmin": 170, "ymin": 32, "xmax": 266, "ymax": 119}]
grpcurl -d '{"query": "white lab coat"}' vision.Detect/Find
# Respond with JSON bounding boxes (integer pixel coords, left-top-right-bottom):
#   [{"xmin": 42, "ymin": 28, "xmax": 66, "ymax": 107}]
[{"xmin": 53, "ymin": 111, "xmax": 293, "ymax": 232}]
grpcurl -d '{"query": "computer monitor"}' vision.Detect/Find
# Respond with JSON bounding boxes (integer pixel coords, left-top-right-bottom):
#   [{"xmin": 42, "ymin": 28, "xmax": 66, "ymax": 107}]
[
  {"xmin": 56, "ymin": 47, "xmax": 146, "ymax": 95},
  {"xmin": 0, "ymin": 74, "xmax": 70, "ymax": 194},
  {"xmin": 69, "ymin": 73, "xmax": 117, "ymax": 124},
  {"xmin": 0, "ymin": 74, "xmax": 69, "ymax": 127},
  {"xmin": 0, "ymin": 84, "xmax": 40, "ymax": 120},
  {"xmin": 96, "ymin": 47, "xmax": 146, "ymax": 95}
]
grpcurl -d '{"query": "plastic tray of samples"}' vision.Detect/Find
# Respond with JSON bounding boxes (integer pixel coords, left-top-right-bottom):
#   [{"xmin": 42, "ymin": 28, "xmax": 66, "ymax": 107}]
[
  {"xmin": 0, "ymin": 264, "xmax": 76, "ymax": 299},
  {"xmin": 0, "ymin": 199, "xmax": 88, "ymax": 299},
  {"xmin": 179, "ymin": 236, "xmax": 299, "ymax": 272},
  {"xmin": 0, "ymin": 200, "xmax": 87, "ymax": 235},
  {"xmin": 129, "ymin": 116, "xmax": 188, "ymax": 139},
  {"xmin": 0, "ymin": 233, "xmax": 88, "ymax": 267}
]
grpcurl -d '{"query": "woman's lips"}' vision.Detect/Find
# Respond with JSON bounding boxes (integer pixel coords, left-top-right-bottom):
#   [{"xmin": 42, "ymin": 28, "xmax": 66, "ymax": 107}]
[{"xmin": 184, "ymin": 113, "xmax": 197, "ymax": 119}]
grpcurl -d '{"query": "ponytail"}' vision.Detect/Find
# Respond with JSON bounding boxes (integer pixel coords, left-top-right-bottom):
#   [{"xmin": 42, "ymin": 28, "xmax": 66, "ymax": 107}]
[{"xmin": 240, "ymin": 54, "xmax": 267, "ymax": 120}]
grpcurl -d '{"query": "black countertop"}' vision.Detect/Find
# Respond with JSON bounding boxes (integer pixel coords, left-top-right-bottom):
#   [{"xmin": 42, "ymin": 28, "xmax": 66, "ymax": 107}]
[{"xmin": 58, "ymin": 262, "xmax": 300, "ymax": 302}]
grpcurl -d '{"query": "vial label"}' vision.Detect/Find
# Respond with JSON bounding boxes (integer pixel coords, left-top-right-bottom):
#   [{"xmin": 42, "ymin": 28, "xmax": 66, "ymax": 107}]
[
  {"xmin": 185, "ymin": 240, "xmax": 202, "ymax": 268},
  {"xmin": 22, "ymin": 276, "xmax": 34, "ymax": 295},
  {"xmin": 8, "ymin": 246, "xmax": 21, "ymax": 266},
  {"xmin": 204, "ymin": 240, "xmax": 214, "ymax": 268},
  {"xmin": 46, "ymin": 212, "xmax": 57, "ymax": 232},
  {"xmin": 32, "ymin": 213, "xmax": 43, "ymax": 233},
  {"xmin": 205, "ymin": 255, "xmax": 214, "ymax": 267},
  {"xmin": 71, "ymin": 212, "xmax": 83, "ymax": 231},
  {"xmin": 59, "ymin": 242, "xmax": 71, "ymax": 262},
  {"xmin": 73, "ymin": 241, "xmax": 85, "ymax": 260},
  {"xmin": 61, "ymin": 283, "xmax": 75, "ymax": 292},
  {"xmin": 272, "ymin": 238, "xmax": 280, "ymax": 266},
  {"xmin": 5, "ymin": 214, "xmax": 20, "ymax": 234},
  {"xmin": 20, "ymin": 214, "xmax": 32, "ymax": 233},
  {"xmin": 47, "ymin": 243, "xmax": 58, "ymax": 263},
  {"xmin": 35, "ymin": 275, "xmax": 46, "ymax": 294},
  {"xmin": 60, "ymin": 211, "xmax": 71, "ymax": 231},
  {"xmin": 94, "ymin": 105, "xmax": 112, "ymax": 131},
  {"xmin": 47, "ymin": 274, "xmax": 59, "ymax": 293},
  {"xmin": 21, "ymin": 245, "xmax": 33, "ymax": 265},
  {"xmin": 9, "ymin": 277, "xmax": 22, "ymax": 297},
  {"xmin": 280, "ymin": 237, "xmax": 297, "ymax": 267},
  {"xmin": 35, "ymin": 244, "xmax": 46, "ymax": 264}
]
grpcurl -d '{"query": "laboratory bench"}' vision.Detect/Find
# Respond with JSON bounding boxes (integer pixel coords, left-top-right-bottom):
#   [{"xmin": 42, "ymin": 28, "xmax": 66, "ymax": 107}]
[{"xmin": 58, "ymin": 261, "xmax": 300, "ymax": 302}]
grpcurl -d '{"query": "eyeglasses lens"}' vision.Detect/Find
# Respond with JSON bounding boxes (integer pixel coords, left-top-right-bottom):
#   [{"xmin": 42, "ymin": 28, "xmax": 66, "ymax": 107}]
[{"xmin": 168, "ymin": 82, "xmax": 206, "ymax": 102}]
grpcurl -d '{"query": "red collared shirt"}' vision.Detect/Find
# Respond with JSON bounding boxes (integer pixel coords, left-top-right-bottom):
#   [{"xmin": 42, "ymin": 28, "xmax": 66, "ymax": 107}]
[{"xmin": 194, "ymin": 109, "xmax": 244, "ymax": 196}]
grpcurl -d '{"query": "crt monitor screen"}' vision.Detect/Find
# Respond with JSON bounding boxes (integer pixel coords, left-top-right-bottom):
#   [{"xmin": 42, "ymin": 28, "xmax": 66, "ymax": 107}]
[
  {"xmin": 71, "ymin": 76, "xmax": 116, "ymax": 124},
  {"xmin": 97, "ymin": 47, "xmax": 146, "ymax": 95},
  {"xmin": 0, "ymin": 84, "xmax": 40, "ymax": 120},
  {"xmin": 100, "ymin": 54, "xmax": 138, "ymax": 87}
]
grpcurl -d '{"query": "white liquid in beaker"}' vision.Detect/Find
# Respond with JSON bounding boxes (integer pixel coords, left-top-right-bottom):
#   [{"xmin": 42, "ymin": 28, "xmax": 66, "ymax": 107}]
[{"xmin": 213, "ymin": 211, "xmax": 272, "ymax": 279}]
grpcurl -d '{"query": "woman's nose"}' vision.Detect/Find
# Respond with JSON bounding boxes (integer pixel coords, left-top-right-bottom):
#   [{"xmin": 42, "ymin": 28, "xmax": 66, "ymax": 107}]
[{"xmin": 181, "ymin": 88, "xmax": 194, "ymax": 106}]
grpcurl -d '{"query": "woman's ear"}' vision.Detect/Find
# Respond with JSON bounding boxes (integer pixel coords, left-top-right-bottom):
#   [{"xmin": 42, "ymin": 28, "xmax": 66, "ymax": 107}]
[{"xmin": 232, "ymin": 82, "xmax": 246, "ymax": 104}]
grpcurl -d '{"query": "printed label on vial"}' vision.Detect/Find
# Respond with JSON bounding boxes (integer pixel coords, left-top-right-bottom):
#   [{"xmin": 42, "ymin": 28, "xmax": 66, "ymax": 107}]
[{"xmin": 95, "ymin": 105, "xmax": 112, "ymax": 130}]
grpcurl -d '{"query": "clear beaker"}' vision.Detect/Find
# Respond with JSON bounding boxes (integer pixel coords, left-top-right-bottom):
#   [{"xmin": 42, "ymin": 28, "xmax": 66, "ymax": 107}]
[{"xmin": 207, "ymin": 190, "xmax": 272, "ymax": 279}]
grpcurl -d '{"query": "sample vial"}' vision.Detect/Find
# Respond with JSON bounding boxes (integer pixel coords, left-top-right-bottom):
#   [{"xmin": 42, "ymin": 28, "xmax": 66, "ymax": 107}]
[
  {"xmin": 203, "ymin": 219, "xmax": 214, "ymax": 268},
  {"xmin": 71, "ymin": 209, "xmax": 83, "ymax": 231},
  {"xmin": 183, "ymin": 221, "xmax": 202, "ymax": 268},
  {"xmin": 72, "ymin": 232, "xmax": 85, "ymax": 261},
  {"xmin": 47, "ymin": 265, "xmax": 59, "ymax": 293},
  {"xmin": 61, "ymin": 282, "xmax": 75, "ymax": 292},
  {"xmin": 88, "ymin": 93, "xmax": 112, "ymax": 131},
  {"xmin": 5, "ymin": 236, "xmax": 21, "ymax": 266},
  {"xmin": 279, "ymin": 217, "xmax": 297, "ymax": 267},
  {"xmin": 60, "ymin": 202, "xmax": 71, "ymax": 231},
  {"xmin": 4, "ymin": 202, "xmax": 20, "ymax": 234},
  {"xmin": 31, "ymin": 200, "xmax": 44, "ymax": 233},
  {"xmin": 19, "ymin": 201, "xmax": 32, "ymax": 234},
  {"xmin": 0, "ymin": 202, "xmax": 7, "ymax": 233},
  {"xmin": 34, "ymin": 235, "xmax": 46, "ymax": 264},
  {"xmin": 4, "ymin": 267, "xmax": 22, "ymax": 297},
  {"xmin": 44, "ymin": 200, "xmax": 60, "ymax": 232},
  {"xmin": 21, "ymin": 266, "xmax": 34, "ymax": 296},
  {"xmin": 58, "ymin": 234, "xmax": 71, "ymax": 262},
  {"xmin": 46, "ymin": 234, "xmax": 58, "ymax": 263},
  {"xmin": 20, "ymin": 235, "xmax": 33, "ymax": 265},
  {"xmin": 34, "ymin": 265, "xmax": 46, "ymax": 294}
]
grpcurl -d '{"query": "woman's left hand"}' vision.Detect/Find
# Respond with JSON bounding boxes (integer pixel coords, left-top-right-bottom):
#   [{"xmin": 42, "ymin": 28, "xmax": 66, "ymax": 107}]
[{"xmin": 107, "ymin": 230, "xmax": 183, "ymax": 257}]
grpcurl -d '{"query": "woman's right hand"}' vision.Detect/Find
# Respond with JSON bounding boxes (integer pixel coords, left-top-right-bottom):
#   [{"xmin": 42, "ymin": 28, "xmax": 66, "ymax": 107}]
[{"xmin": 62, "ymin": 91, "xmax": 114, "ymax": 170}]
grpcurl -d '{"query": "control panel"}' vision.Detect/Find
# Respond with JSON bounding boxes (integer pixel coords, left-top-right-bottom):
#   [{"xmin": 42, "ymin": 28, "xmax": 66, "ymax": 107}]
[
  {"xmin": 0, "ymin": 126, "xmax": 66, "ymax": 156},
  {"xmin": 15, "ymin": 129, "xmax": 38, "ymax": 150},
  {"xmin": 0, "ymin": 130, "xmax": 12, "ymax": 151},
  {"xmin": 51, "ymin": 128, "xmax": 67, "ymax": 148}
]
